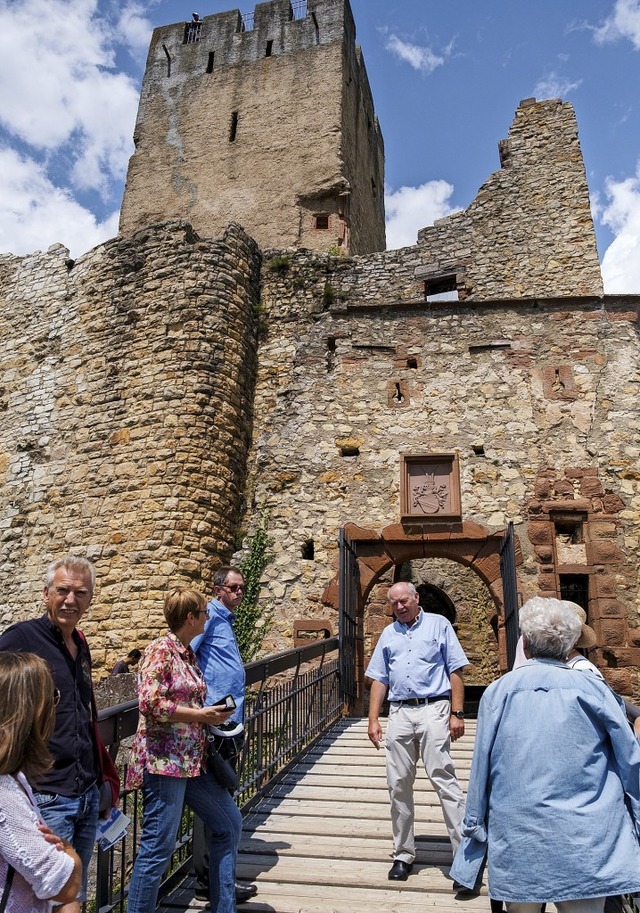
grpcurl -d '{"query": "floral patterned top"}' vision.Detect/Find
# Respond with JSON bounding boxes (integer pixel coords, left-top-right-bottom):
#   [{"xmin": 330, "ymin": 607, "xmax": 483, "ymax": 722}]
[{"xmin": 126, "ymin": 632, "xmax": 207, "ymax": 788}]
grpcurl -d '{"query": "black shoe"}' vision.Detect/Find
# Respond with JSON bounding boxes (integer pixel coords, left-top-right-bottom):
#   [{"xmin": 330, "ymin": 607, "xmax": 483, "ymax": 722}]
[
  {"xmin": 194, "ymin": 884, "xmax": 209, "ymax": 904},
  {"xmin": 388, "ymin": 860, "xmax": 413, "ymax": 881},
  {"xmin": 235, "ymin": 882, "xmax": 258, "ymax": 903},
  {"xmin": 453, "ymin": 880, "xmax": 477, "ymax": 896}
]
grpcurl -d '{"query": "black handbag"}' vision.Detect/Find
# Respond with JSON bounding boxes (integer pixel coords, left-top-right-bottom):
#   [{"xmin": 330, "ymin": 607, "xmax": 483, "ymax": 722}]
[
  {"xmin": 206, "ymin": 738, "xmax": 239, "ymax": 792},
  {"xmin": 0, "ymin": 865, "xmax": 14, "ymax": 913}
]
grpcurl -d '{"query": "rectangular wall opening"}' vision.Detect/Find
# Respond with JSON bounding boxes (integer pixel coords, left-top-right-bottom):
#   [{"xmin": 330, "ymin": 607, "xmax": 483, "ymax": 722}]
[
  {"xmin": 559, "ymin": 574, "xmax": 589, "ymax": 613},
  {"xmin": 424, "ymin": 274, "xmax": 459, "ymax": 302}
]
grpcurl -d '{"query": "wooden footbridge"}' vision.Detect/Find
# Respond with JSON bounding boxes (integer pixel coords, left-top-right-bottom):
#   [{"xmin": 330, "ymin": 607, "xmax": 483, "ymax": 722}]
[{"xmin": 158, "ymin": 717, "xmax": 493, "ymax": 913}]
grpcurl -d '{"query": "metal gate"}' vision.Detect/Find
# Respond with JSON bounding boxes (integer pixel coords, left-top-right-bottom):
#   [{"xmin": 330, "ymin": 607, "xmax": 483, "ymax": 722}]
[
  {"xmin": 500, "ymin": 521, "xmax": 520, "ymax": 669},
  {"xmin": 338, "ymin": 527, "xmax": 359, "ymax": 710}
]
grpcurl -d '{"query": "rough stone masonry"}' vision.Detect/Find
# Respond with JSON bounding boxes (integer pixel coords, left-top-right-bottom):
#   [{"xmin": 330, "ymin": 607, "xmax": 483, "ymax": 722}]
[{"xmin": 1, "ymin": 0, "xmax": 638, "ymax": 700}]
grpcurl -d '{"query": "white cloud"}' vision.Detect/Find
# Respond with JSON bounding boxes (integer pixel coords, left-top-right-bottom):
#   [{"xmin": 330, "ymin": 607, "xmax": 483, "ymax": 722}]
[
  {"xmin": 595, "ymin": 0, "xmax": 640, "ymax": 48},
  {"xmin": 117, "ymin": 3, "xmax": 156, "ymax": 58},
  {"xmin": 385, "ymin": 35, "xmax": 446, "ymax": 74},
  {"xmin": 385, "ymin": 180, "xmax": 459, "ymax": 250},
  {"xmin": 533, "ymin": 72, "xmax": 582, "ymax": 100},
  {"xmin": 600, "ymin": 165, "xmax": 640, "ymax": 293},
  {"xmin": 0, "ymin": 147, "xmax": 119, "ymax": 259},
  {"xmin": 0, "ymin": 0, "xmax": 140, "ymax": 195}
]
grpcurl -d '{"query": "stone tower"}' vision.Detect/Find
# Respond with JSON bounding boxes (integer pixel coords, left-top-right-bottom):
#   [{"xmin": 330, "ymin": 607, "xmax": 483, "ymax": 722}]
[{"xmin": 119, "ymin": 0, "xmax": 385, "ymax": 255}]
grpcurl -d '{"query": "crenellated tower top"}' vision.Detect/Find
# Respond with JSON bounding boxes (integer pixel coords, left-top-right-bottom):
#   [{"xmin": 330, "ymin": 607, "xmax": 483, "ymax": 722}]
[{"xmin": 119, "ymin": 0, "xmax": 386, "ymax": 255}]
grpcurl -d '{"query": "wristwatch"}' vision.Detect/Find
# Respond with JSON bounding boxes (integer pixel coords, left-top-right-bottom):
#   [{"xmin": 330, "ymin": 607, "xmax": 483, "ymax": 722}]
[{"xmin": 451, "ymin": 710, "xmax": 465, "ymax": 719}]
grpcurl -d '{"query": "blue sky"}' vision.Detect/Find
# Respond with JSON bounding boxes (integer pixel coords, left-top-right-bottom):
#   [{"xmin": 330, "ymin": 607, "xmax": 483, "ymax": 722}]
[{"xmin": 1, "ymin": 0, "xmax": 639, "ymax": 291}]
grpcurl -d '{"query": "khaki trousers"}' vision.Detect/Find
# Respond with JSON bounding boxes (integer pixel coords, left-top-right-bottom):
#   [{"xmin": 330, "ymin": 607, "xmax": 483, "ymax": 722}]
[{"xmin": 385, "ymin": 700, "xmax": 465, "ymax": 863}]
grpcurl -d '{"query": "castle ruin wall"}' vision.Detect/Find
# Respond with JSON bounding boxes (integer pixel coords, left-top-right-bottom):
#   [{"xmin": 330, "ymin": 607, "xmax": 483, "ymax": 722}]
[
  {"xmin": 0, "ymin": 221, "xmax": 260, "ymax": 669},
  {"xmin": 241, "ymin": 246, "xmax": 640, "ymax": 695},
  {"xmin": 416, "ymin": 99, "xmax": 603, "ymax": 300}
]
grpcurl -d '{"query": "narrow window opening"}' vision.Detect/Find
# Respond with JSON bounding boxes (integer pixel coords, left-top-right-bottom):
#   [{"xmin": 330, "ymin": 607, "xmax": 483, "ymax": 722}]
[
  {"xmin": 265, "ymin": 40, "xmax": 273, "ymax": 57},
  {"xmin": 371, "ymin": 177, "xmax": 377, "ymax": 197},
  {"xmin": 314, "ymin": 214, "xmax": 329, "ymax": 230},
  {"xmin": 301, "ymin": 539, "xmax": 315, "ymax": 560},
  {"xmin": 162, "ymin": 44, "xmax": 172, "ymax": 77},
  {"xmin": 392, "ymin": 382, "xmax": 404, "ymax": 405},
  {"xmin": 472, "ymin": 445, "xmax": 485, "ymax": 456},
  {"xmin": 407, "ymin": 357, "xmax": 418, "ymax": 369},
  {"xmin": 326, "ymin": 336, "xmax": 337, "ymax": 373},
  {"xmin": 552, "ymin": 368, "xmax": 566, "ymax": 394},
  {"xmin": 311, "ymin": 11, "xmax": 319, "ymax": 41},
  {"xmin": 229, "ymin": 111, "xmax": 239, "ymax": 142},
  {"xmin": 340, "ymin": 445, "xmax": 360, "ymax": 458},
  {"xmin": 206, "ymin": 51, "xmax": 214, "ymax": 73}
]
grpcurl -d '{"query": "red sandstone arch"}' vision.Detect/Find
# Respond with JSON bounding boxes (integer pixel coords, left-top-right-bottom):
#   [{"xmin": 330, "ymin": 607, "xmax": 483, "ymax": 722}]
[{"xmin": 323, "ymin": 521, "xmax": 523, "ymax": 712}]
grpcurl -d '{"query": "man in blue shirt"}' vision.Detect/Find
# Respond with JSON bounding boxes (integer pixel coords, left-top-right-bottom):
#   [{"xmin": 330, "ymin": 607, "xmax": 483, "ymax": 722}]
[
  {"xmin": 366, "ymin": 581, "xmax": 468, "ymax": 888},
  {"xmin": 192, "ymin": 566, "xmax": 246, "ymax": 722},
  {"xmin": 191, "ymin": 566, "xmax": 256, "ymax": 905}
]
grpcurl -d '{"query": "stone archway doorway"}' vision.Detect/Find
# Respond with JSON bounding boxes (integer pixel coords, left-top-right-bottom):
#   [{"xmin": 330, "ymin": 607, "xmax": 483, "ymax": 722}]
[{"xmin": 325, "ymin": 520, "xmax": 523, "ymax": 714}]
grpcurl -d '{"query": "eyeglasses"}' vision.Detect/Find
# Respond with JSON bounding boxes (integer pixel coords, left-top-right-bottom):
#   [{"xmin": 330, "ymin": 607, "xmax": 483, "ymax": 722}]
[
  {"xmin": 221, "ymin": 584, "xmax": 244, "ymax": 593},
  {"xmin": 195, "ymin": 608, "xmax": 211, "ymax": 618},
  {"xmin": 53, "ymin": 689, "xmax": 61, "ymax": 706},
  {"xmin": 54, "ymin": 586, "xmax": 91, "ymax": 600}
]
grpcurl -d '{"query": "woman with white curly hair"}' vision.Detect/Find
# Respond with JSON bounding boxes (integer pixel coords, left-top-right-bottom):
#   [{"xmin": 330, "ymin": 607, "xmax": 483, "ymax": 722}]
[{"xmin": 450, "ymin": 596, "xmax": 640, "ymax": 912}]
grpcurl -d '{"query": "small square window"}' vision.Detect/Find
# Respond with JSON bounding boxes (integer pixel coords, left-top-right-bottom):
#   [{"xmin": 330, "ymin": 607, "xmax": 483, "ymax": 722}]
[{"xmin": 314, "ymin": 214, "xmax": 330, "ymax": 230}]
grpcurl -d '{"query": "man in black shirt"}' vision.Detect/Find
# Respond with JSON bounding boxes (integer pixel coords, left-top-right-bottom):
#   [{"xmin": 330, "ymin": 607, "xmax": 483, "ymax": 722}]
[{"xmin": 0, "ymin": 556, "xmax": 100, "ymax": 913}]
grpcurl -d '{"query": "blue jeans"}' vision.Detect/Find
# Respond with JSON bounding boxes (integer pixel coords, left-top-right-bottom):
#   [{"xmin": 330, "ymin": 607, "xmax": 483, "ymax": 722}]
[
  {"xmin": 34, "ymin": 783, "xmax": 100, "ymax": 901},
  {"xmin": 127, "ymin": 771, "xmax": 242, "ymax": 913}
]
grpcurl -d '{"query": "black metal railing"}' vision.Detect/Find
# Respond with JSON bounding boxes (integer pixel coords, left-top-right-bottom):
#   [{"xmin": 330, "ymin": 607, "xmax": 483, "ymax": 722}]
[
  {"xmin": 90, "ymin": 636, "xmax": 342, "ymax": 912},
  {"xmin": 500, "ymin": 521, "xmax": 520, "ymax": 669},
  {"xmin": 289, "ymin": 0, "xmax": 308, "ymax": 20}
]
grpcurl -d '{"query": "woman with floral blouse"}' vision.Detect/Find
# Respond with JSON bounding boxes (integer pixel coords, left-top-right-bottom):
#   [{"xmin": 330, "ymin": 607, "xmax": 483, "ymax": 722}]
[{"xmin": 126, "ymin": 589, "xmax": 241, "ymax": 913}]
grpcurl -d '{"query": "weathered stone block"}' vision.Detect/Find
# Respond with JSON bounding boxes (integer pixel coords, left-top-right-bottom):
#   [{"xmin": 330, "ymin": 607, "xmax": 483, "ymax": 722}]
[
  {"xmin": 599, "ymin": 618, "xmax": 626, "ymax": 647},
  {"xmin": 580, "ymin": 477, "xmax": 604, "ymax": 498},
  {"xmin": 528, "ymin": 522, "xmax": 553, "ymax": 546},
  {"xmin": 534, "ymin": 546, "xmax": 554, "ymax": 564},
  {"xmin": 588, "ymin": 540, "xmax": 624, "ymax": 565}
]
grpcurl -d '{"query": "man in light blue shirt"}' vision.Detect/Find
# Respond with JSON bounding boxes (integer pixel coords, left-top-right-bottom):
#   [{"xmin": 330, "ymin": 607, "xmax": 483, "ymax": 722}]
[
  {"xmin": 191, "ymin": 566, "xmax": 256, "ymax": 905},
  {"xmin": 192, "ymin": 567, "xmax": 246, "ymax": 722},
  {"xmin": 366, "ymin": 581, "xmax": 468, "ymax": 887}
]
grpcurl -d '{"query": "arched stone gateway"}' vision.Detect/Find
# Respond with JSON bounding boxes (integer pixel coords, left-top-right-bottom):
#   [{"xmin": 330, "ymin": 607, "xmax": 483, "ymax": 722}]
[{"xmin": 324, "ymin": 521, "xmax": 523, "ymax": 714}]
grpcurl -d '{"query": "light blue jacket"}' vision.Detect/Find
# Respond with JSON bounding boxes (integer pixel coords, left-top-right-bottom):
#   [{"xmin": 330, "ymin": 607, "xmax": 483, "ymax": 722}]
[{"xmin": 450, "ymin": 659, "xmax": 640, "ymax": 903}]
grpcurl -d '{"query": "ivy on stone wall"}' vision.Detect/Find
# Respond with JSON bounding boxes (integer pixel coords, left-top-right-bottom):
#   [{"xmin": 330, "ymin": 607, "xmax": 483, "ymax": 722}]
[{"xmin": 235, "ymin": 512, "xmax": 275, "ymax": 663}]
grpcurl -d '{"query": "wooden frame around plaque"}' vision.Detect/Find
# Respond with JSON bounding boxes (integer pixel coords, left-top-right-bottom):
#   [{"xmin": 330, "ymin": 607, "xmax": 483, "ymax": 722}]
[{"xmin": 400, "ymin": 453, "xmax": 461, "ymax": 521}]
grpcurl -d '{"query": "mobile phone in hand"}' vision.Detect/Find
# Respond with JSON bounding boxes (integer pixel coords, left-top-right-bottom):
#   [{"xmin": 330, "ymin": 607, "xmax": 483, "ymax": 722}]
[{"xmin": 215, "ymin": 694, "xmax": 237, "ymax": 710}]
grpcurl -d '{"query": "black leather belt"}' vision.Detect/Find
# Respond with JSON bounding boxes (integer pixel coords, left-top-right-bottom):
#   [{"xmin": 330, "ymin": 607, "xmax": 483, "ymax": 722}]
[{"xmin": 393, "ymin": 694, "xmax": 450, "ymax": 706}]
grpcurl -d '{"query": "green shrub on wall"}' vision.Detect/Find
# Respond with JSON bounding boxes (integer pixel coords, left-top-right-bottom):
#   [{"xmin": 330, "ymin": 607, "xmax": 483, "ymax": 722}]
[{"xmin": 235, "ymin": 512, "xmax": 275, "ymax": 663}]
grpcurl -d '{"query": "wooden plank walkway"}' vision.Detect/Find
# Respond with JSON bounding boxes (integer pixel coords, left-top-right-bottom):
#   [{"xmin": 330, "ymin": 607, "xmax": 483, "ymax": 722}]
[{"xmin": 159, "ymin": 716, "xmax": 505, "ymax": 912}]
